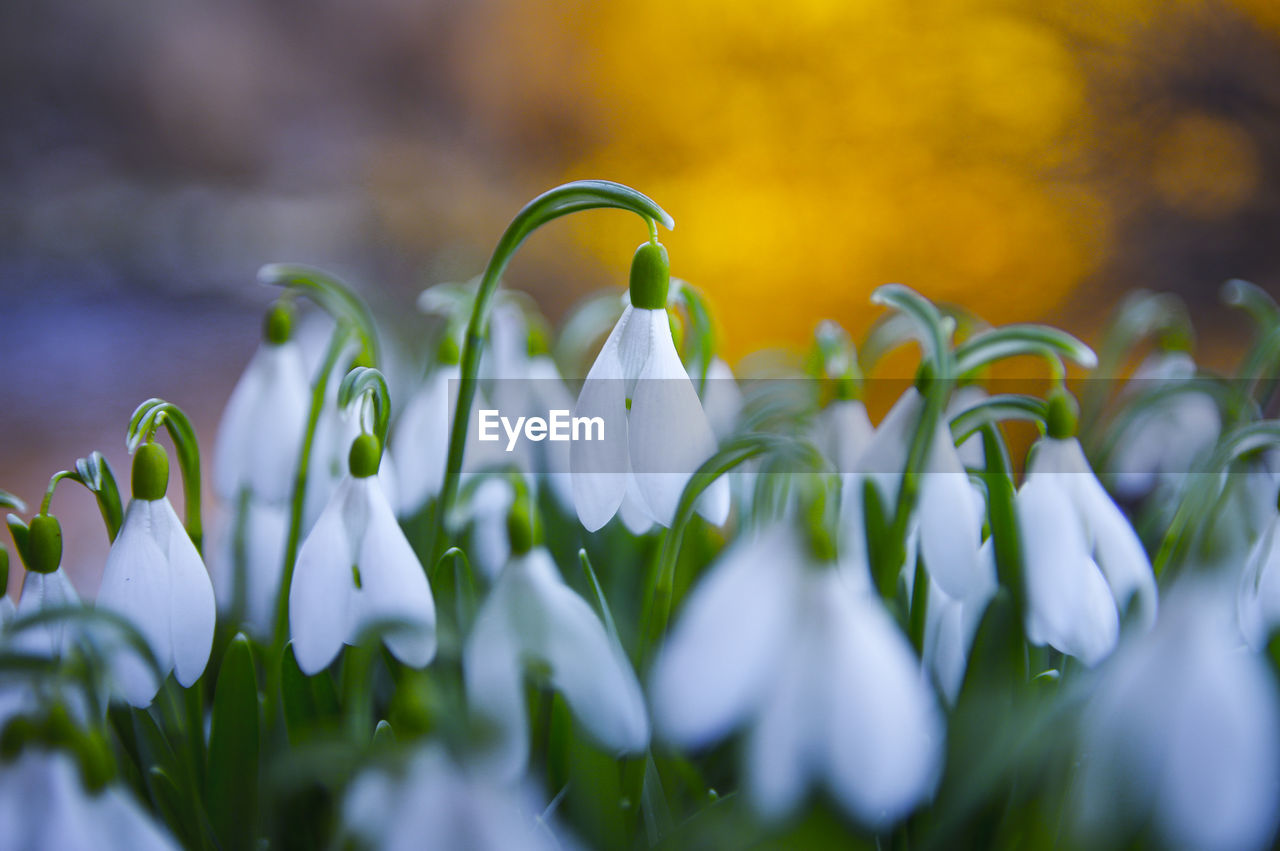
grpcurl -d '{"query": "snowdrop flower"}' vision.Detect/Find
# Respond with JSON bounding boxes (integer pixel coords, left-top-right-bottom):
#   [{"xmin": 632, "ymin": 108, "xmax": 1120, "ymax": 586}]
[
  {"xmin": 920, "ymin": 544, "xmax": 997, "ymax": 704},
  {"xmin": 571, "ymin": 240, "xmax": 729, "ymax": 532},
  {"xmin": 289, "ymin": 433, "xmax": 435, "ymax": 675},
  {"xmin": 1017, "ymin": 392, "xmax": 1157, "ymax": 666},
  {"xmin": 1075, "ymin": 580, "xmax": 1280, "ymax": 851},
  {"xmin": 464, "ymin": 496, "xmax": 648, "ymax": 781},
  {"xmin": 466, "ymin": 477, "xmax": 515, "ymax": 580},
  {"xmin": 1238, "ymin": 490, "xmax": 1280, "ymax": 650},
  {"xmin": 697, "ymin": 356, "xmax": 744, "ymax": 442},
  {"xmin": 214, "ymin": 301, "xmax": 310, "ymax": 505},
  {"xmin": 0, "ymin": 749, "xmax": 177, "ymax": 850},
  {"xmin": 842, "ymin": 387, "xmax": 986, "ymax": 601},
  {"xmin": 393, "ymin": 335, "xmax": 462, "ymax": 516},
  {"xmin": 651, "ymin": 520, "xmax": 943, "ymax": 825},
  {"xmin": 343, "ymin": 745, "xmax": 576, "ymax": 851},
  {"xmin": 97, "ymin": 444, "xmax": 216, "ymax": 707},
  {"xmin": 946, "ymin": 384, "xmax": 987, "ymax": 470},
  {"xmin": 212, "ymin": 301, "xmax": 309, "ymax": 636},
  {"xmin": 1109, "ymin": 351, "xmax": 1220, "ymax": 500},
  {"xmin": 814, "ymin": 396, "xmax": 874, "ymax": 475},
  {"xmin": 12, "ymin": 564, "xmax": 81, "ymax": 660}
]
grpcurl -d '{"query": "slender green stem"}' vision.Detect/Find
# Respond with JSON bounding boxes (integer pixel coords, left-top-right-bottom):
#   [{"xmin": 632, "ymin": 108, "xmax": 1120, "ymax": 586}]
[
  {"xmin": 433, "ymin": 180, "xmax": 674, "ymax": 559},
  {"xmin": 127, "ymin": 400, "xmax": 204, "ymax": 552}
]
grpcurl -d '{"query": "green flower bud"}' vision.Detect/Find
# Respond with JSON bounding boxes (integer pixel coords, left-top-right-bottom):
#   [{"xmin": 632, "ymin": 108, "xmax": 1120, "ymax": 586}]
[
  {"xmin": 801, "ymin": 485, "xmax": 838, "ymax": 564},
  {"xmin": 629, "ymin": 241, "xmax": 670, "ymax": 310},
  {"xmin": 27, "ymin": 514, "xmax": 62, "ymax": 575},
  {"xmin": 437, "ymin": 333, "xmax": 460, "ymax": 366},
  {"xmin": 349, "ymin": 433, "xmax": 382, "ymax": 478},
  {"xmin": 0, "ymin": 716, "xmax": 35, "ymax": 761},
  {"xmin": 263, "ymin": 300, "xmax": 295, "ymax": 345},
  {"xmin": 1046, "ymin": 389, "xmax": 1080, "ymax": 440},
  {"xmin": 527, "ymin": 321, "xmax": 552, "ymax": 358},
  {"xmin": 132, "ymin": 442, "xmax": 169, "ymax": 501},
  {"xmin": 506, "ymin": 489, "xmax": 542, "ymax": 556}
]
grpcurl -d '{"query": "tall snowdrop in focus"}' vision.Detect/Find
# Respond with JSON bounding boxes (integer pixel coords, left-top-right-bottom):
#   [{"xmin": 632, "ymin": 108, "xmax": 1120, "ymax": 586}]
[
  {"xmin": 289, "ymin": 430, "xmax": 436, "ymax": 675},
  {"xmin": 1075, "ymin": 581, "xmax": 1280, "ymax": 851},
  {"xmin": 464, "ymin": 488, "xmax": 648, "ymax": 780},
  {"xmin": 343, "ymin": 745, "xmax": 576, "ymax": 851},
  {"xmin": 1017, "ymin": 390, "xmax": 1157, "ymax": 666},
  {"xmin": 651, "ymin": 498, "xmax": 943, "ymax": 825},
  {"xmin": 571, "ymin": 239, "xmax": 729, "ymax": 532},
  {"xmin": 97, "ymin": 443, "xmax": 216, "ymax": 708},
  {"xmin": 212, "ymin": 300, "xmax": 309, "ymax": 636}
]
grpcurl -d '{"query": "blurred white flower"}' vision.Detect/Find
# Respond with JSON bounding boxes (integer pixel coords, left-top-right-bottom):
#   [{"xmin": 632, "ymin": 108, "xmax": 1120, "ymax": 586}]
[
  {"xmin": 0, "ymin": 750, "xmax": 177, "ymax": 850},
  {"xmin": 11, "ymin": 567, "xmax": 81, "ymax": 659},
  {"xmin": 814, "ymin": 398, "xmax": 874, "ymax": 475},
  {"xmin": 650, "ymin": 523, "xmax": 943, "ymax": 825},
  {"xmin": 211, "ymin": 501, "xmax": 288, "ymax": 638},
  {"xmin": 343, "ymin": 745, "xmax": 576, "ymax": 851},
  {"xmin": 392, "ymin": 361, "xmax": 460, "ymax": 515},
  {"xmin": 1110, "ymin": 352, "xmax": 1220, "ymax": 500},
  {"xmin": 570, "ymin": 304, "xmax": 729, "ymax": 532},
  {"xmin": 467, "ymin": 477, "xmax": 515, "ymax": 581},
  {"xmin": 1238, "ymin": 505, "xmax": 1280, "ymax": 650},
  {"xmin": 97, "ymin": 497, "xmax": 216, "ymax": 708},
  {"xmin": 289, "ymin": 469, "xmax": 436, "ymax": 676},
  {"xmin": 920, "ymin": 544, "xmax": 997, "ymax": 704},
  {"xmin": 843, "ymin": 388, "xmax": 987, "ymax": 601},
  {"xmin": 1076, "ymin": 581, "xmax": 1280, "ymax": 851},
  {"xmin": 946, "ymin": 384, "xmax": 987, "ymax": 470},
  {"xmin": 1018, "ymin": 436, "xmax": 1157, "ymax": 665},
  {"xmin": 214, "ymin": 336, "xmax": 310, "ymax": 505},
  {"xmin": 697, "ymin": 357, "xmax": 744, "ymax": 442},
  {"xmin": 464, "ymin": 547, "xmax": 648, "ymax": 781}
]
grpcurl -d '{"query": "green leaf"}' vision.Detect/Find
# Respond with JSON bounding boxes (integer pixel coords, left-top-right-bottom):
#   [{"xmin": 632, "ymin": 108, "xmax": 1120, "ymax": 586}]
[
  {"xmin": 280, "ymin": 642, "xmax": 340, "ymax": 745},
  {"xmin": 75, "ymin": 452, "xmax": 124, "ymax": 541},
  {"xmin": 952, "ymin": 324, "xmax": 1097, "ymax": 376},
  {"xmin": 372, "ymin": 719, "xmax": 396, "ymax": 749},
  {"xmin": 5, "ymin": 513, "xmax": 30, "ymax": 569},
  {"xmin": 949, "ymin": 394, "xmax": 1049, "ymax": 445},
  {"xmin": 207, "ymin": 634, "xmax": 260, "ymax": 850},
  {"xmin": 1223, "ymin": 278, "xmax": 1280, "ymax": 330},
  {"xmin": 0, "ymin": 490, "xmax": 25, "ymax": 512},
  {"xmin": 579, "ymin": 549, "xmax": 620, "ymax": 644},
  {"xmin": 148, "ymin": 766, "xmax": 197, "ymax": 848}
]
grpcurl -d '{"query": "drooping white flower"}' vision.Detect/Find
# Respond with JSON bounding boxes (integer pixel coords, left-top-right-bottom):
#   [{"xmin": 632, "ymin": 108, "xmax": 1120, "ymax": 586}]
[
  {"xmin": 289, "ymin": 435, "xmax": 436, "ymax": 676},
  {"xmin": 11, "ymin": 567, "xmax": 81, "ymax": 659},
  {"xmin": 466, "ymin": 477, "xmax": 515, "ymax": 581},
  {"xmin": 651, "ymin": 523, "xmax": 943, "ymax": 825},
  {"xmin": 393, "ymin": 360, "xmax": 460, "ymax": 516},
  {"xmin": 343, "ymin": 745, "xmax": 576, "ymax": 851},
  {"xmin": 0, "ymin": 750, "xmax": 178, "ymax": 850},
  {"xmin": 697, "ymin": 356, "xmax": 745, "ymax": 442},
  {"xmin": 1109, "ymin": 351, "xmax": 1220, "ymax": 500},
  {"xmin": 1018, "ymin": 433, "xmax": 1158, "ymax": 665},
  {"xmin": 570, "ymin": 242, "xmax": 729, "ymax": 533},
  {"xmin": 946, "ymin": 384, "xmax": 987, "ymax": 470},
  {"xmin": 97, "ymin": 445, "xmax": 216, "ymax": 708},
  {"xmin": 920, "ymin": 543, "xmax": 997, "ymax": 704},
  {"xmin": 842, "ymin": 388, "xmax": 986, "ymax": 601},
  {"xmin": 1075, "ymin": 580, "xmax": 1280, "ymax": 851},
  {"xmin": 1238, "ymin": 505, "xmax": 1280, "ymax": 650},
  {"xmin": 814, "ymin": 397, "xmax": 874, "ymax": 476},
  {"xmin": 464, "ymin": 546, "xmax": 648, "ymax": 781},
  {"xmin": 214, "ymin": 320, "xmax": 310, "ymax": 505},
  {"xmin": 211, "ymin": 501, "xmax": 288, "ymax": 638}
]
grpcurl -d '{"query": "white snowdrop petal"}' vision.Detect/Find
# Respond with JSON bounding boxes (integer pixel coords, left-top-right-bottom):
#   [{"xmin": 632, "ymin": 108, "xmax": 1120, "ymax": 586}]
[
  {"xmin": 746, "ymin": 640, "xmax": 814, "ymax": 822},
  {"xmin": 853, "ymin": 388, "xmax": 922, "ymax": 492},
  {"xmin": 13, "ymin": 568, "xmax": 81, "ymax": 658},
  {"xmin": 618, "ymin": 478, "xmax": 657, "ymax": 535},
  {"xmin": 917, "ymin": 420, "xmax": 985, "ymax": 599},
  {"xmin": 517, "ymin": 551, "xmax": 648, "ymax": 754},
  {"xmin": 97, "ymin": 500, "xmax": 173, "ymax": 707},
  {"xmin": 393, "ymin": 365, "xmax": 457, "ymax": 514},
  {"xmin": 700, "ymin": 357, "xmax": 744, "ymax": 441},
  {"xmin": 571, "ymin": 316, "xmax": 630, "ymax": 531},
  {"xmin": 629, "ymin": 312, "xmax": 719, "ymax": 526},
  {"xmin": 818, "ymin": 399, "xmax": 874, "ymax": 475},
  {"xmin": 289, "ymin": 483, "xmax": 358, "ymax": 676},
  {"xmin": 1018, "ymin": 478, "xmax": 1119, "ymax": 666},
  {"xmin": 213, "ymin": 346, "xmax": 268, "ymax": 500},
  {"xmin": 463, "ymin": 580, "xmax": 529, "ymax": 781},
  {"xmin": 467, "ymin": 478, "xmax": 515, "ymax": 580},
  {"xmin": 1086, "ymin": 490, "xmax": 1158, "ymax": 628},
  {"xmin": 356, "ymin": 483, "xmax": 437, "ymax": 668},
  {"xmin": 823, "ymin": 580, "xmax": 943, "ymax": 826},
  {"xmin": 155, "ymin": 499, "xmax": 215, "ymax": 687},
  {"xmin": 651, "ymin": 526, "xmax": 799, "ymax": 747}
]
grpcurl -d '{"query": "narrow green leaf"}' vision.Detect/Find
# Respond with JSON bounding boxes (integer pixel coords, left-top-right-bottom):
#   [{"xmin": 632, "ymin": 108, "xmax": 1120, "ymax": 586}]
[
  {"xmin": 5, "ymin": 514, "xmax": 30, "ymax": 569},
  {"xmin": 207, "ymin": 634, "xmax": 260, "ymax": 850},
  {"xmin": 952, "ymin": 324, "xmax": 1097, "ymax": 376},
  {"xmin": 0, "ymin": 491, "xmax": 25, "ymax": 512},
  {"xmin": 579, "ymin": 549, "xmax": 620, "ymax": 644},
  {"xmin": 372, "ymin": 719, "xmax": 396, "ymax": 749}
]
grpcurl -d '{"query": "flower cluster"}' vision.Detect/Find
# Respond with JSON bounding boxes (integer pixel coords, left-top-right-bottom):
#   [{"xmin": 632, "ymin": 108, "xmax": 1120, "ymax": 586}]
[{"xmin": 3, "ymin": 184, "xmax": 1280, "ymax": 850}]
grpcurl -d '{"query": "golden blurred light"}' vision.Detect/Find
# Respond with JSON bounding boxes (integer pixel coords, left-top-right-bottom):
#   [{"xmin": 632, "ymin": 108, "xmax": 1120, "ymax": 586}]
[{"xmin": 1151, "ymin": 112, "xmax": 1260, "ymax": 219}]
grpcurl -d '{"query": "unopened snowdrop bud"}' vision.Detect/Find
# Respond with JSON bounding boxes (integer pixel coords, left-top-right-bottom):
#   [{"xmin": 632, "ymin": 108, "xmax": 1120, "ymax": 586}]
[
  {"xmin": 348, "ymin": 433, "xmax": 382, "ymax": 479},
  {"xmin": 505, "ymin": 488, "xmax": 541, "ymax": 557},
  {"xmin": 98, "ymin": 442, "xmax": 216, "ymax": 707},
  {"xmin": 27, "ymin": 515, "xmax": 62, "ymax": 575},
  {"xmin": 263, "ymin": 299, "xmax": 294, "ymax": 345},
  {"xmin": 437, "ymin": 332, "xmax": 460, "ymax": 366},
  {"xmin": 1046, "ymin": 388, "xmax": 1078, "ymax": 439},
  {"xmin": 131, "ymin": 443, "xmax": 168, "ymax": 501},
  {"xmin": 629, "ymin": 240, "xmax": 670, "ymax": 310}
]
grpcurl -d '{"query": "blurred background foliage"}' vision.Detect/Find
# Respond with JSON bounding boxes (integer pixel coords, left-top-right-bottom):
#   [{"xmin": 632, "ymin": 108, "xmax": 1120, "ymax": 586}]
[{"xmin": 2, "ymin": 0, "xmax": 1280, "ymax": 587}]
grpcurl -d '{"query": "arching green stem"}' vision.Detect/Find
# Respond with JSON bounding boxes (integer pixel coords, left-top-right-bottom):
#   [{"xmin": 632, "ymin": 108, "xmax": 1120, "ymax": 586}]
[
  {"xmin": 952, "ymin": 324, "xmax": 1096, "ymax": 378},
  {"xmin": 260, "ymin": 264, "xmax": 382, "ymax": 367},
  {"xmin": 37, "ymin": 453, "xmax": 123, "ymax": 542},
  {"xmin": 1223, "ymin": 278, "xmax": 1280, "ymax": 331},
  {"xmin": 950, "ymin": 394, "xmax": 1049, "ymax": 446},
  {"xmin": 870, "ymin": 284, "xmax": 953, "ymax": 379},
  {"xmin": 127, "ymin": 400, "xmax": 203, "ymax": 552},
  {"xmin": 433, "ymin": 180, "xmax": 674, "ymax": 558},
  {"xmin": 337, "ymin": 367, "xmax": 392, "ymax": 449}
]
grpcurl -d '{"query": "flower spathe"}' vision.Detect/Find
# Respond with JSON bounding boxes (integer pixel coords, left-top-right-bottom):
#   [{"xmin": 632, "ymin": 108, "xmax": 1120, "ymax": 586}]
[
  {"xmin": 1018, "ymin": 436, "xmax": 1158, "ymax": 665},
  {"xmin": 97, "ymin": 497, "xmax": 216, "ymax": 708},
  {"xmin": 570, "ymin": 304, "xmax": 729, "ymax": 532},
  {"xmin": 289, "ymin": 474, "xmax": 436, "ymax": 675},
  {"xmin": 463, "ymin": 547, "xmax": 649, "ymax": 781},
  {"xmin": 650, "ymin": 524, "xmax": 943, "ymax": 825}
]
